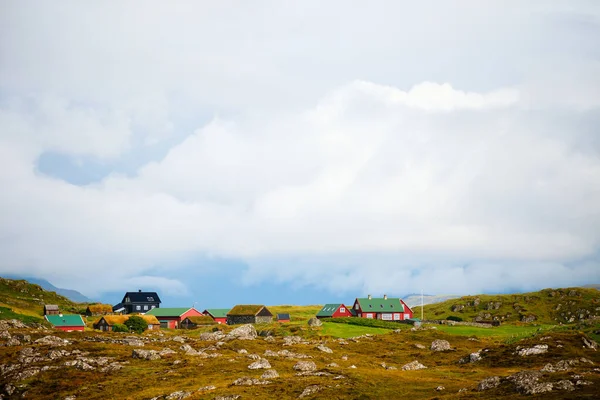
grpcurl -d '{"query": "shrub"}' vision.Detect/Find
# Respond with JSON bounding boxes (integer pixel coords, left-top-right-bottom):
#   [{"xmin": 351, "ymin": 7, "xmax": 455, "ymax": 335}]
[
  {"xmin": 112, "ymin": 323, "xmax": 129, "ymax": 333},
  {"xmin": 124, "ymin": 316, "xmax": 147, "ymax": 334},
  {"xmin": 447, "ymin": 316, "xmax": 463, "ymax": 322}
]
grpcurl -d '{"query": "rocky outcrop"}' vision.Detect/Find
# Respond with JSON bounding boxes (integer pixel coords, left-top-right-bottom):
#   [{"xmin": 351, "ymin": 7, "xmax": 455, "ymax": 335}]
[
  {"xmin": 299, "ymin": 385, "xmax": 323, "ymax": 398},
  {"xmin": 261, "ymin": 369, "xmax": 279, "ymax": 379},
  {"xmin": 132, "ymin": 349, "xmax": 161, "ymax": 360},
  {"xmin": 477, "ymin": 376, "xmax": 501, "ymax": 391},
  {"xmin": 517, "ymin": 344, "xmax": 548, "ymax": 356},
  {"xmin": 165, "ymin": 391, "xmax": 192, "ymax": 400},
  {"xmin": 582, "ymin": 337, "xmax": 598, "ymax": 350},
  {"xmin": 521, "ymin": 314, "xmax": 537, "ymax": 323},
  {"xmin": 307, "ymin": 317, "xmax": 322, "ymax": 327},
  {"xmin": 293, "ymin": 361, "xmax": 317, "ymax": 372},
  {"xmin": 487, "ymin": 301, "xmax": 502, "ymax": 310},
  {"xmin": 401, "ymin": 360, "xmax": 427, "ymax": 371},
  {"xmin": 460, "ymin": 351, "xmax": 482, "ymax": 364},
  {"xmin": 248, "ymin": 358, "xmax": 271, "ymax": 369},
  {"xmin": 34, "ymin": 336, "xmax": 69, "ymax": 347},
  {"xmin": 283, "ymin": 336, "xmax": 309, "ymax": 346},
  {"xmin": 507, "ymin": 371, "xmax": 553, "ymax": 395},
  {"xmin": 431, "ymin": 339, "xmax": 451, "ymax": 351},
  {"xmin": 316, "ymin": 345, "xmax": 333, "ymax": 353},
  {"xmin": 232, "ymin": 376, "xmax": 270, "ymax": 386}
]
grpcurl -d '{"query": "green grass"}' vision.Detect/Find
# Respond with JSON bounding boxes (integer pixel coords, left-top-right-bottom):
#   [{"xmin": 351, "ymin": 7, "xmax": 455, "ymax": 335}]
[
  {"xmin": 0, "ymin": 306, "xmax": 45, "ymax": 324},
  {"xmin": 319, "ymin": 321, "xmax": 392, "ymax": 338},
  {"xmin": 0, "ymin": 276, "xmax": 82, "ymax": 316},
  {"xmin": 322, "ymin": 317, "xmax": 408, "ymax": 330}
]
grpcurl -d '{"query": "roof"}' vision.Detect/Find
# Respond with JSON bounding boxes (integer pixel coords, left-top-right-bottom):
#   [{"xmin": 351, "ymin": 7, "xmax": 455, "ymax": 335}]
[
  {"xmin": 203, "ymin": 309, "xmax": 230, "ymax": 318},
  {"xmin": 44, "ymin": 304, "xmax": 59, "ymax": 311},
  {"xmin": 145, "ymin": 307, "xmax": 192, "ymax": 317},
  {"xmin": 277, "ymin": 313, "xmax": 290, "ymax": 320},
  {"xmin": 316, "ymin": 304, "xmax": 343, "ymax": 317},
  {"xmin": 112, "ymin": 303, "xmax": 125, "ymax": 312},
  {"xmin": 122, "ymin": 291, "xmax": 161, "ymax": 303},
  {"xmin": 86, "ymin": 304, "xmax": 113, "ymax": 313},
  {"xmin": 97, "ymin": 315, "xmax": 160, "ymax": 326},
  {"xmin": 355, "ymin": 297, "xmax": 405, "ymax": 313},
  {"xmin": 183, "ymin": 315, "xmax": 216, "ymax": 325},
  {"xmin": 45, "ymin": 314, "xmax": 85, "ymax": 327},
  {"xmin": 227, "ymin": 305, "xmax": 269, "ymax": 316}
]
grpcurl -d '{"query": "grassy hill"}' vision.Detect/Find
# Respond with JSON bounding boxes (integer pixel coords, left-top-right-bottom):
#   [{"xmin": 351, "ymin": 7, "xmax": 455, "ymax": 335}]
[
  {"xmin": 0, "ymin": 276, "xmax": 84, "ymax": 323},
  {"xmin": 422, "ymin": 287, "xmax": 600, "ymax": 325}
]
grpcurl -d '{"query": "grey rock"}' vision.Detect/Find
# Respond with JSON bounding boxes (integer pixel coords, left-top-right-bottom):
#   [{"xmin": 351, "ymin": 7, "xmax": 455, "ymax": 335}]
[
  {"xmin": 165, "ymin": 391, "xmax": 192, "ymax": 400},
  {"xmin": 248, "ymin": 358, "xmax": 271, "ymax": 369},
  {"xmin": 299, "ymin": 385, "xmax": 323, "ymax": 398},
  {"xmin": 215, "ymin": 396, "xmax": 241, "ymax": 400},
  {"xmin": 283, "ymin": 336, "xmax": 308, "ymax": 346},
  {"xmin": 263, "ymin": 350, "xmax": 278, "ymax": 357},
  {"xmin": 123, "ymin": 338, "xmax": 145, "ymax": 347},
  {"xmin": 228, "ymin": 324, "xmax": 257, "ymax": 340},
  {"xmin": 583, "ymin": 337, "xmax": 598, "ymax": 350},
  {"xmin": 326, "ymin": 363, "xmax": 339, "ymax": 367},
  {"xmin": 34, "ymin": 335, "xmax": 69, "ymax": 347},
  {"xmin": 316, "ymin": 345, "xmax": 333, "ymax": 353},
  {"xmin": 554, "ymin": 380, "xmax": 575, "ymax": 391},
  {"xmin": 232, "ymin": 376, "xmax": 270, "ymax": 386},
  {"xmin": 171, "ymin": 336, "xmax": 185, "ymax": 343},
  {"xmin": 477, "ymin": 376, "xmax": 501, "ymax": 391},
  {"xmin": 293, "ymin": 361, "xmax": 317, "ymax": 372},
  {"xmin": 431, "ymin": 339, "xmax": 451, "ymax": 351},
  {"xmin": 507, "ymin": 371, "xmax": 553, "ymax": 394},
  {"xmin": 180, "ymin": 344, "xmax": 201, "ymax": 355},
  {"xmin": 198, "ymin": 385, "xmax": 216, "ymax": 391},
  {"xmin": 414, "ymin": 343, "xmax": 426, "ymax": 349},
  {"xmin": 517, "ymin": 344, "xmax": 548, "ymax": 356},
  {"xmin": 132, "ymin": 349, "xmax": 161, "ymax": 360},
  {"xmin": 402, "ymin": 360, "xmax": 427, "ymax": 371},
  {"xmin": 521, "ymin": 314, "xmax": 537, "ymax": 323},
  {"xmin": 307, "ymin": 317, "xmax": 322, "ymax": 327},
  {"xmin": 436, "ymin": 386, "xmax": 445, "ymax": 391},
  {"xmin": 160, "ymin": 348, "xmax": 177, "ymax": 356},
  {"xmin": 199, "ymin": 331, "xmax": 226, "ymax": 341},
  {"xmin": 261, "ymin": 369, "xmax": 279, "ymax": 379}
]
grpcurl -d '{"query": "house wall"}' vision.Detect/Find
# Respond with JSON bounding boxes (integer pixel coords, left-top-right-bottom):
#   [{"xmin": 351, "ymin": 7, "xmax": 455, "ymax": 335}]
[
  {"xmin": 332, "ymin": 305, "xmax": 353, "ymax": 318},
  {"xmin": 227, "ymin": 315, "xmax": 256, "ymax": 325},
  {"xmin": 213, "ymin": 317, "xmax": 227, "ymax": 324},
  {"xmin": 255, "ymin": 316, "xmax": 273, "ymax": 324},
  {"xmin": 56, "ymin": 326, "xmax": 84, "ymax": 332},
  {"xmin": 44, "ymin": 310, "xmax": 59, "ymax": 315}
]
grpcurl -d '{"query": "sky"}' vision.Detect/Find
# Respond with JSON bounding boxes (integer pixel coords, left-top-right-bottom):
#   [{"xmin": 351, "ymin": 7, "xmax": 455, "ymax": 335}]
[{"xmin": 1, "ymin": 1, "xmax": 599, "ymax": 307}]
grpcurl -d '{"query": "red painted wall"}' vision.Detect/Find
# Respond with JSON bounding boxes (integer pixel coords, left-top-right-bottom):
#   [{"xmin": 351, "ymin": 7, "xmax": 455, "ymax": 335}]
[
  {"xmin": 213, "ymin": 317, "xmax": 227, "ymax": 324},
  {"xmin": 55, "ymin": 326, "xmax": 84, "ymax": 332},
  {"xmin": 331, "ymin": 305, "xmax": 354, "ymax": 318}
]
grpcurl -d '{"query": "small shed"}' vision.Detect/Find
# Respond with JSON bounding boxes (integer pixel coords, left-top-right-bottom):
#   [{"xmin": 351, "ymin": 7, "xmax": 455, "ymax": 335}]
[
  {"xmin": 180, "ymin": 315, "xmax": 217, "ymax": 329},
  {"xmin": 93, "ymin": 315, "xmax": 160, "ymax": 332},
  {"xmin": 45, "ymin": 314, "xmax": 86, "ymax": 332},
  {"xmin": 43, "ymin": 304, "xmax": 59, "ymax": 315},
  {"xmin": 227, "ymin": 305, "xmax": 273, "ymax": 325},
  {"xmin": 85, "ymin": 304, "xmax": 113, "ymax": 316},
  {"xmin": 202, "ymin": 309, "xmax": 230, "ymax": 324},
  {"xmin": 316, "ymin": 304, "xmax": 354, "ymax": 319},
  {"xmin": 276, "ymin": 313, "xmax": 290, "ymax": 323}
]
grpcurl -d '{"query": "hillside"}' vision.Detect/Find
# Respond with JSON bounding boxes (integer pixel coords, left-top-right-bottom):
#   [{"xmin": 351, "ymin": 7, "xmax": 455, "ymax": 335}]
[
  {"xmin": 13, "ymin": 276, "xmax": 92, "ymax": 303},
  {"xmin": 422, "ymin": 287, "xmax": 600, "ymax": 325},
  {"xmin": 0, "ymin": 277, "xmax": 83, "ymax": 323}
]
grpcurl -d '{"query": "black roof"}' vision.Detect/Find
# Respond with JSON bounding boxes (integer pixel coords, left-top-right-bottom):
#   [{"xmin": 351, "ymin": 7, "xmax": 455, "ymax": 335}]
[
  {"xmin": 277, "ymin": 313, "xmax": 290, "ymax": 320},
  {"xmin": 121, "ymin": 291, "xmax": 161, "ymax": 303},
  {"xmin": 112, "ymin": 303, "xmax": 125, "ymax": 312}
]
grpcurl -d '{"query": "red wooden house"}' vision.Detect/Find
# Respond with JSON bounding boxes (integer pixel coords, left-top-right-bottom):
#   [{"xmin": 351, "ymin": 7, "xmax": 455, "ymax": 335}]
[
  {"xmin": 202, "ymin": 309, "xmax": 230, "ymax": 324},
  {"xmin": 316, "ymin": 304, "xmax": 355, "ymax": 319},
  {"xmin": 45, "ymin": 314, "xmax": 86, "ymax": 332},
  {"xmin": 146, "ymin": 307, "xmax": 202, "ymax": 329},
  {"xmin": 352, "ymin": 295, "xmax": 413, "ymax": 321}
]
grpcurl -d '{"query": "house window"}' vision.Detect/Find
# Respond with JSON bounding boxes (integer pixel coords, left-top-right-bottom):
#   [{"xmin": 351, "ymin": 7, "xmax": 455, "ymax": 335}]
[
  {"xmin": 366, "ymin": 313, "xmax": 373, "ymax": 319},
  {"xmin": 147, "ymin": 296, "xmax": 154, "ymax": 301},
  {"xmin": 125, "ymin": 297, "xmax": 130, "ymax": 303},
  {"xmin": 144, "ymin": 305, "xmax": 148, "ymax": 310},
  {"xmin": 136, "ymin": 305, "xmax": 141, "ymax": 311},
  {"xmin": 404, "ymin": 313, "xmax": 410, "ymax": 319},
  {"xmin": 355, "ymin": 304, "xmax": 359, "ymax": 310},
  {"xmin": 340, "ymin": 307, "xmax": 345, "ymax": 313}
]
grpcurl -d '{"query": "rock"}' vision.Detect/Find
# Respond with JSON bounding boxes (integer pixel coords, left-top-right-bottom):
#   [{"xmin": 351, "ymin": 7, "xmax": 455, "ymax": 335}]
[
  {"xmin": 232, "ymin": 377, "xmax": 270, "ymax": 386},
  {"xmin": 521, "ymin": 314, "xmax": 537, "ymax": 323},
  {"xmin": 431, "ymin": 339, "xmax": 451, "ymax": 351},
  {"xmin": 316, "ymin": 345, "xmax": 333, "ymax": 353},
  {"xmin": 246, "ymin": 353, "xmax": 261, "ymax": 360},
  {"xmin": 261, "ymin": 369, "xmax": 279, "ymax": 379},
  {"xmin": 349, "ymin": 365, "xmax": 357, "ymax": 369},
  {"xmin": 277, "ymin": 349, "xmax": 312, "ymax": 359},
  {"xmin": 180, "ymin": 344, "xmax": 201, "ymax": 355},
  {"xmin": 228, "ymin": 324, "xmax": 257, "ymax": 340},
  {"xmin": 165, "ymin": 391, "xmax": 192, "ymax": 400},
  {"xmin": 237, "ymin": 349, "xmax": 248, "ymax": 354},
  {"xmin": 132, "ymin": 349, "xmax": 161, "ymax": 360},
  {"xmin": 582, "ymin": 337, "xmax": 598, "ymax": 350},
  {"xmin": 458, "ymin": 388, "xmax": 468, "ymax": 393},
  {"xmin": 172, "ymin": 336, "xmax": 185, "ymax": 343},
  {"xmin": 341, "ymin": 355, "xmax": 348, "ymax": 361},
  {"xmin": 307, "ymin": 317, "xmax": 322, "ymax": 327},
  {"xmin": 199, "ymin": 331, "xmax": 226, "ymax": 341},
  {"xmin": 4, "ymin": 384, "xmax": 16, "ymax": 396},
  {"xmin": 460, "ymin": 351, "xmax": 482, "ymax": 364},
  {"xmin": 517, "ymin": 344, "xmax": 548, "ymax": 356},
  {"xmin": 451, "ymin": 304, "xmax": 464, "ymax": 312},
  {"xmin": 34, "ymin": 335, "xmax": 69, "ymax": 347},
  {"xmin": 575, "ymin": 380, "xmax": 593, "ymax": 386},
  {"xmin": 198, "ymin": 385, "xmax": 216, "ymax": 391},
  {"xmin": 554, "ymin": 380, "xmax": 575, "ymax": 391},
  {"xmin": 299, "ymin": 385, "xmax": 323, "ymax": 398},
  {"xmin": 436, "ymin": 386, "xmax": 445, "ymax": 391},
  {"xmin": 477, "ymin": 376, "xmax": 501, "ymax": 391},
  {"xmin": 264, "ymin": 350, "xmax": 278, "ymax": 357},
  {"xmin": 160, "ymin": 348, "xmax": 177, "ymax": 356},
  {"xmin": 293, "ymin": 361, "xmax": 317, "ymax": 372},
  {"xmin": 123, "ymin": 338, "xmax": 145, "ymax": 347},
  {"xmin": 215, "ymin": 396, "xmax": 241, "ymax": 400},
  {"xmin": 0, "ymin": 331, "xmax": 10, "ymax": 339},
  {"xmin": 326, "ymin": 363, "xmax": 339, "ymax": 367},
  {"xmin": 507, "ymin": 371, "xmax": 553, "ymax": 394},
  {"xmin": 248, "ymin": 358, "xmax": 271, "ymax": 369},
  {"xmin": 283, "ymin": 336, "xmax": 308, "ymax": 346},
  {"xmin": 6, "ymin": 338, "xmax": 21, "ymax": 346},
  {"xmin": 541, "ymin": 359, "xmax": 580, "ymax": 372},
  {"xmin": 487, "ymin": 301, "xmax": 502, "ymax": 310},
  {"xmin": 402, "ymin": 360, "xmax": 427, "ymax": 371},
  {"xmin": 264, "ymin": 336, "xmax": 276, "ymax": 343},
  {"xmin": 414, "ymin": 343, "xmax": 426, "ymax": 349}
]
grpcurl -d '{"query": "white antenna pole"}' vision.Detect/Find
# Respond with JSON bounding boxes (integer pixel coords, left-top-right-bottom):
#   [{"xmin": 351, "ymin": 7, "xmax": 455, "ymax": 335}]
[{"xmin": 421, "ymin": 289, "xmax": 424, "ymax": 320}]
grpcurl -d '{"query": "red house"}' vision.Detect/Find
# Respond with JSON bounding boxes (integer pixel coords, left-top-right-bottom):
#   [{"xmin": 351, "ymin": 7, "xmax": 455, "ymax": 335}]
[
  {"xmin": 146, "ymin": 307, "xmax": 202, "ymax": 329},
  {"xmin": 316, "ymin": 304, "xmax": 355, "ymax": 319},
  {"xmin": 352, "ymin": 295, "xmax": 413, "ymax": 321},
  {"xmin": 202, "ymin": 309, "xmax": 230, "ymax": 324},
  {"xmin": 45, "ymin": 314, "xmax": 86, "ymax": 332}
]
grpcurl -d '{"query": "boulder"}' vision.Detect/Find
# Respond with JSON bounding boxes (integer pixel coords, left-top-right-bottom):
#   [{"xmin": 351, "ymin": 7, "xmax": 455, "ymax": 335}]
[
  {"xmin": 414, "ymin": 343, "xmax": 426, "ymax": 349},
  {"xmin": 228, "ymin": 324, "xmax": 257, "ymax": 340},
  {"xmin": 293, "ymin": 361, "xmax": 317, "ymax": 372},
  {"xmin": 307, "ymin": 317, "xmax": 322, "ymax": 327},
  {"xmin": 232, "ymin": 376, "xmax": 270, "ymax": 386},
  {"xmin": 171, "ymin": 336, "xmax": 185, "ymax": 343},
  {"xmin": 180, "ymin": 344, "xmax": 201, "ymax": 355},
  {"xmin": 517, "ymin": 344, "xmax": 548, "ymax": 356},
  {"xmin": 299, "ymin": 385, "xmax": 323, "ymax": 398},
  {"xmin": 132, "ymin": 349, "xmax": 161, "ymax": 360},
  {"xmin": 582, "ymin": 337, "xmax": 598, "ymax": 350},
  {"xmin": 261, "ymin": 369, "xmax": 279, "ymax": 379},
  {"xmin": 34, "ymin": 336, "xmax": 69, "ymax": 347},
  {"xmin": 123, "ymin": 338, "xmax": 145, "ymax": 347},
  {"xmin": 401, "ymin": 360, "xmax": 427, "ymax": 371},
  {"xmin": 435, "ymin": 386, "xmax": 445, "ymax": 391},
  {"xmin": 431, "ymin": 339, "xmax": 451, "ymax": 352},
  {"xmin": 477, "ymin": 376, "xmax": 501, "ymax": 391},
  {"xmin": 507, "ymin": 371, "xmax": 553, "ymax": 394},
  {"xmin": 165, "ymin": 391, "xmax": 192, "ymax": 400},
  {"xmin": 283, "ymin": 336, "xmax": 308, "ymax": 346},
  {"xmin": 248, "ymin": 358, "xmax": 271, "ymax": 369},
  {"xmin": 554, "ymin": 380, "xmax": 575, "ymax": 391},
  {"xmin": 521, "ymin": 314, "xmax": 537, "ymax": 323},
  {"xmin": 316, "ymin": 345, "xmax": 333, "ymax": 353}
]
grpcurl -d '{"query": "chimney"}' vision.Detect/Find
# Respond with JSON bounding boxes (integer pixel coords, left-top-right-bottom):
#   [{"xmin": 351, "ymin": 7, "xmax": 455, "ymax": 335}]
[
  {"xmin": 383, "ymin": 294, "xmax": 388, "ymax": 300},
  {"xmin": 368, "ymin": 294, "xmax": 372, "ymax": 300},
  {"xmin": 138, "ymin": 289, "xmax": 142, "ymax": 292}
]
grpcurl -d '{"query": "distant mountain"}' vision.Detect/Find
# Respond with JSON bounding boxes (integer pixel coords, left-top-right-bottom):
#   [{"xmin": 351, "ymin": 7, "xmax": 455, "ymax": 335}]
[
  {"xmin": 402, "ymin": 293, "xmax": 460, "ymax": 308},
  {"xmin": 3, "ymin": 275, "xmax": 93, "ymax": 303}
]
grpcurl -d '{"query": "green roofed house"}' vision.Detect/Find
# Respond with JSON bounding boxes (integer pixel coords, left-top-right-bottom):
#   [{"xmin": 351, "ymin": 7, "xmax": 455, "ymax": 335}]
[
  {"xmin": 227, "ymin": 305, "xmax": 273, "ymax": 325},
  {"xmin": 316, "ymin": 304, "xmax": 355, "ymax": 319},
  {"xmin": 45, "ymin": 314, "xmax": 86, "ymax": 332},
  {"xmin": 145, "ymin": 307, "xmax": 202, "ymax": 329},
  {"xmin": 202, "ymin": 309, "xmax": 230, "ymax": 324},
  {"xmin": 352, "ymin": 294, "xmax": 414, "ymax": 321}
]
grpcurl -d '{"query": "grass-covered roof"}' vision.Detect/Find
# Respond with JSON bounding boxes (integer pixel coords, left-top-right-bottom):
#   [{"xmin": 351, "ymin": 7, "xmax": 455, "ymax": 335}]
[{"xmin": 227, "ymin": 305, "xmax": 268, "ymax": 316}]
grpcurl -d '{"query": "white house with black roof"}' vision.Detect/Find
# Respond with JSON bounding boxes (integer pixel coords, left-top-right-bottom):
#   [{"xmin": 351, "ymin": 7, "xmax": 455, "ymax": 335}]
[{"xmin": 112, "ymin": 290, "xmax": 161, "ymax": 314}]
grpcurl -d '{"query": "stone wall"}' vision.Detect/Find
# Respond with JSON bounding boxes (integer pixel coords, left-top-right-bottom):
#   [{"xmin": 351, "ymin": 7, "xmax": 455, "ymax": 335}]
[
  {"xmin": 255, "ymin": 316, "xmax": 273, "ymax": 324},
  {"xmin": 227, "ymin": 315, "xmax": 256, "ymax": 325}
]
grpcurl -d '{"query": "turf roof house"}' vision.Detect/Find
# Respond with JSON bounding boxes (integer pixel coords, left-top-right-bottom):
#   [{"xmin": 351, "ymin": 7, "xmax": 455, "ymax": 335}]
[
  {"xmin": 352, "ymin": 295, "xmax": 414, "ymax": 321},
  {"xmin": 112, "ymin": 290, "xmax": 161, "ymax": 314},
  {"xmin": 316, "ymin": 304, "xmax": 355, "ymax": 319},
  {"xmin": 180, "ymin": 315, "xmax": 217, "ymax": 329},
  {"xmin": 45, "ymin": 314, "xmax": 86, "ymax": 332},
  {"xmin": 227, "ymin": 305, "xmax": 273, "ymax": 325},
  {"xmin": 202, "ymin": 309, "xmax": 230, "ymax": 324},
  {"xmin": 146, "ymin": 307, "xmax": 202, "ymax": 329},
  {"xmin": 93, "ymin": 315, "xmax": 161, "ymax": 331}
]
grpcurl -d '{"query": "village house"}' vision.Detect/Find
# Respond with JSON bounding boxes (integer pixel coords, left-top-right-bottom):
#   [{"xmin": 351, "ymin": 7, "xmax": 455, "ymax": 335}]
[
  {"xmin": 85, "ymin": 304, "xmax": 113, "ymax": 316},
  {"xmin": 202, "ymin": 309, "xmax": 230, "ymax": 324},
  {"xmin": 316, "ymin": 303, "xmax": 355, "ymax": 319},
  {"xmin": 180, "ymin": 315, "xmax": 217, "ymax": 329},
  {"xmin": 276, "ymin": 313, "xmax": 291, "ymax": 323},
  {"xmin": 145, "ymin": 307, "xmax": 202, "ymax": 329},
  {"xmin": 93, "ymin": 315, "xmax": 160, "ymax": 331},
  {"xmin": 352, "ymin": 294, "xmax": 413, "ymax": 321},
  {"xmin": 227, "ymin": 305, "xmax": 273, "ymax": 325},
  {"xmin": 43, "ymin": 304, "xmax": 59, "ymax": 315},
  {"xmin": 112, "ymin": 290, "xmax": 161, "ymax": 314},
  {"xmin": 45, "ymin": 314, "xmax": 86, "ymax": 332}
]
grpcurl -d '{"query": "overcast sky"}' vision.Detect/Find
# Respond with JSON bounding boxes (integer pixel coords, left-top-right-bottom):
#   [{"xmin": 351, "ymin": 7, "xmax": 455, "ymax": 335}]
[{"xmin": 1, "ymin": 1, "xmax": 599, "ymax": 305}]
